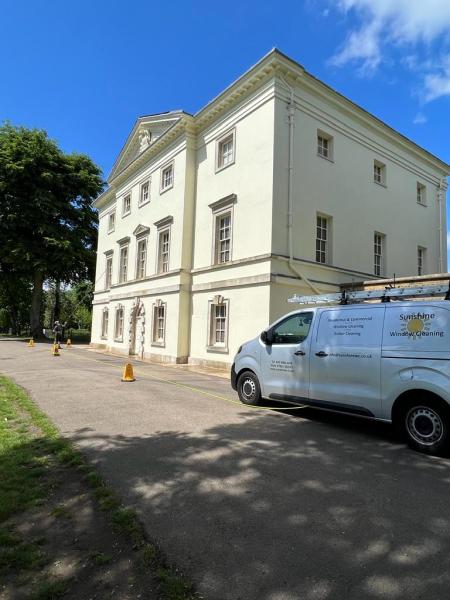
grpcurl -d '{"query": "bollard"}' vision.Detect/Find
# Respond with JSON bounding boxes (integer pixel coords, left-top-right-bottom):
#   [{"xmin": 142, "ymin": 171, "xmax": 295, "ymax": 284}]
[
  {"xmin": 66, "ymin": 338, "xmax": 72, "ymax": 348},
  {"xmin": 52, "ymin": 343, "xmax": 60, "ymax": 357},
  {"xmin": 121, "ymin": 363, "xmax": 135, "ymax": 382}
]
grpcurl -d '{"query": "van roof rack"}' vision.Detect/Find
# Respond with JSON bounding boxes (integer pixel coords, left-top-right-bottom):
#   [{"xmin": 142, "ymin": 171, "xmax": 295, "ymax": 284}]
[{"xmin": 288, "ymin": 282, "xmax": 450, "ymax": 306}]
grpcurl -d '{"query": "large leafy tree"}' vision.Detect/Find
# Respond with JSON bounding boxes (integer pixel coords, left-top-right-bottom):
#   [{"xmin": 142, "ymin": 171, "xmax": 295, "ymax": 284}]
[{"xmin": 0, "ymin": 123, "xmax": 103, "ymax": 337}]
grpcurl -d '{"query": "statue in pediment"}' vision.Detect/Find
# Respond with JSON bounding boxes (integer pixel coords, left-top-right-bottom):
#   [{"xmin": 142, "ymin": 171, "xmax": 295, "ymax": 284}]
[{"xmin": 138, "ymin": 129, "xmax": 151, "ymax": 153}]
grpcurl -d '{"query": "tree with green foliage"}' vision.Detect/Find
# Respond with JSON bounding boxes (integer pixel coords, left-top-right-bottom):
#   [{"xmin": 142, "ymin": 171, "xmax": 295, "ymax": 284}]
[
  {"xmin": 0, "ymin": 123, "xmax": 103, "ymax": 337},
  {"xmin": 0, "ymin": 271, "xmax": 32, "ymax": 334},
  {"xmin": 43, "ymin": 280, "xmax": 94, "ymax": 332}
]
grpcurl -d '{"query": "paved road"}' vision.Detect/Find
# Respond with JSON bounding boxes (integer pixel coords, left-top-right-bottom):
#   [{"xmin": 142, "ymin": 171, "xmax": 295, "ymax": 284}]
[{"xmin": 1, "ymin": 340, "xmax": 450, "ymax": 600}]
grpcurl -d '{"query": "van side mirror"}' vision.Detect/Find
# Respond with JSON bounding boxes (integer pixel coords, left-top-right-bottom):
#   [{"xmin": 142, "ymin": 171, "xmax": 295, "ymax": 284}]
[{"xmin": 261, "ymin": 330, "xmax": 273, "ymax": 345}]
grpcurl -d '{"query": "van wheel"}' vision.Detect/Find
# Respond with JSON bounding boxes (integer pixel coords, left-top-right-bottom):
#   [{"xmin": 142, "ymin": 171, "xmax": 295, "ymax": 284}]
[
  {"xmin": 403, "ymin": 400, "xmax": 450, "ymax": 456},
  {"xmin": 237, "ymin": 371, "xmax": 261, "ymax": 406}
]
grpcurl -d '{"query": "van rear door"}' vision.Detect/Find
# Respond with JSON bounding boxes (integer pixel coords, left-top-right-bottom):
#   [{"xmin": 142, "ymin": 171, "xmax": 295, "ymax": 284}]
[{"xmin": 309, "ymin": 306, "xmax": 385, "ymax": 418}]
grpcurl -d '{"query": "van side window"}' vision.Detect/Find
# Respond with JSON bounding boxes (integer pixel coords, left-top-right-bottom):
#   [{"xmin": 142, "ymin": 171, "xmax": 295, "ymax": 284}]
[{"xmin": 272, "ymin": 313, "xmax": 313, "ymax": 345}]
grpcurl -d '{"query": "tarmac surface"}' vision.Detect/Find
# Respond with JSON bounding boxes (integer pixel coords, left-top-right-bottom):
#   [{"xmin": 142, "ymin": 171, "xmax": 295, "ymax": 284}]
[{"xmin": 1, "ymin": 339, "xmax": 450, "ymax": 600}]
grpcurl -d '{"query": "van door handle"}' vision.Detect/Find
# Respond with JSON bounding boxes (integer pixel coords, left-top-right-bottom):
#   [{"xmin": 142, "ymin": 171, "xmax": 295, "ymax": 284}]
[
  {"xmin": 315, "ymin": 351, "xmax": 328, "ymax": 357},
  {"xmin": 294, "ymin": 350, "xmax": 306, "ymax": 356}
]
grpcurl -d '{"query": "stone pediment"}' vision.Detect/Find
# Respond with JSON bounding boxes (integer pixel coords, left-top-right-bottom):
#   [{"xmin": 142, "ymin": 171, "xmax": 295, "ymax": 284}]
[
  {"xmin": 133, "ymin": 224, "xmax": 150, "ymax": 237},
  {"xmin": 108, "ymin": 111, "xmax": 186, "ymax": 182}
]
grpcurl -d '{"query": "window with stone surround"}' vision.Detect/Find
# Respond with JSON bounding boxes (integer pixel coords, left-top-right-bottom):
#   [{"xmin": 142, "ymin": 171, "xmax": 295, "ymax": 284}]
[
  {"xmin": 114, "ymin": 305, "xmax": 124, "ymax": 341},
  {"xmin": 207, "ymin": 295, "xmax": 229, "ymax": 352},
  {"xmin": 122, "ymin": 193, "xmax": 131, "ymax": 217},
  {"xmin": 101, "ymin": 308, "xmax": 109, "ymax": 339},
  {"xmin": 136, "ymin": 238, "xmax": 147, "ymax": 279},
  {"xmin": 152, "ymin": 299, "xmax": 166, "ymax": 346},
  {"xmin": 374, "ymin": 160, "xmax": 386, "ymax": 186},
  {"xmin": 105, "ymin": 252, "xmax": 113, "ymax": 289},
  {"xmin": 216, "ymin": 129, "xmax": 235, "ymax": 171},
  {"xmin": 160, "ymin": 162, "xmax": 174, "ymax": 192},
  {"xmin": 374, "ymin": 233, "xmax": 385, "ymax": 277},
  {"xmin": 316, "ymin": 214, "xmax": 331, "ymax": 264},
  {"xmin": 209, "ymin": 195, "xmax": 236, "ymax": 266},
  {"xmin": 317, "ymin": 130, "xmax": 333, "ymax": 160},
  {"xmin": 139, "ymin": 180, "xmax": 150, "ymax": 207}
]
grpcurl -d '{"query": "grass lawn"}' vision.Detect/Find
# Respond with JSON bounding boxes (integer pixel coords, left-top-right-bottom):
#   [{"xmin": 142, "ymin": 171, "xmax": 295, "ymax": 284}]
[{"xmin": 0, "ymin": 375, "xmax": 196, "ymax": 599}]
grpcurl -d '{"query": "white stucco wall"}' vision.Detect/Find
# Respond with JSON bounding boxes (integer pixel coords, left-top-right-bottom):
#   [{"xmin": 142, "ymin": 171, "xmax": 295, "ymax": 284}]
[
  {"xmin": 272, "ymin": 80, "xmax": 448, "ymax": 281},
  {"xmin": 193, "ymin": 87, "xmax": 275, "ymax": 270}
]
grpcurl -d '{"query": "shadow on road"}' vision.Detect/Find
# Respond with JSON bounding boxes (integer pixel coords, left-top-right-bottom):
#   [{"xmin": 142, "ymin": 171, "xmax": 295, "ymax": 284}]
[{"xmin": 68, "ymin": 410, "xmax": 450, "ymax": 600}]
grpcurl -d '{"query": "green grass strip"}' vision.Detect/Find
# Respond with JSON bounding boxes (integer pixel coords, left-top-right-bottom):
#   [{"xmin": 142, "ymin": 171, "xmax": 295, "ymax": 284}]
[{"xmin": 0, "ymin": 374, "xmax": 197, "ymax": 599}]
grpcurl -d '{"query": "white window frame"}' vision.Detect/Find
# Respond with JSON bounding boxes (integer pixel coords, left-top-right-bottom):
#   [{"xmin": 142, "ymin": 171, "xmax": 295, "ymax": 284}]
[
  {"xmin": 157, "ymin": 228, "xmax": 171, "ymax": 274},
  {"xmin": 214, "ymin": 210, "xmax": 232, "ymax": 265},
  {"xmin": 114, "ymin": 304, "xmax": 125, "ymax": 342},
  {"xmin": 160, "ymin": 161, "xmax": 174, "ymax": 193},
  {"xmin": 216, "ymin": 129, "xmax": 236, "ymax": 172},
  {"xmin": 207, "ymin": 295, "xmax": 229, "ymax": 353},
  {"xmin": 135, "ymin": 237, "xmax": 148, "ymax": 280},
  {"xmin": 209, "ymin": 196, "xmax": 236, "ymax": 266},
  {"xmin": 374, "ymin": 232, "xmax": 385, "ymax": 277},
  {"xmin": 374, "ymin": 160, "xmax": 386, "ymax": 186},
  {"xmin": 105, "ymin": 252, "xmax": 113, "ymax": 289},
  {"xmin": 101, "ymin": 307, "xmax": 109, "ymax": 339},
  {"xmin": 417, "ymin": 182, "xmax": 427, "ymax": 206},
  {"xmin": 151, "ymin": 299, "xmax": 166, "ymax": 347},
  {"xmin": 317, "ymin": 130, "xmax": 333, "ymax": 161},
  {"xmin": 139, "ymin": 179, "xmax": 151, "ymax": 207},
  {"xmin": 418, "ymin": 246, "xmax": 426, "ymax": 275},
  {"xmin": 118, "ymin": 243, "xmax": 129, "ymax": 284},
  {"xmin": 315, "ymin": 214, "xmax": 331, "ymax": 265},
  {"xmin": 107, "ymin": 211, "xmax": 116, "ymax": 234},
  {"xmin": 122, "ymin": 193, "xmax": 131, "ymax": 217}
]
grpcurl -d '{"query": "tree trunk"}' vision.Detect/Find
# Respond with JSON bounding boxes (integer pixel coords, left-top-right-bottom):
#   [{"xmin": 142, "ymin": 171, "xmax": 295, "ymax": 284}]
[
  {"xmin": 30, "ymin": 271, "xmax": 44, "ymax": 339},
  {"xmin": 9, "ymin": 307, "xmax": 19, "ymax": 336},
  {"xmin": 54, "ymin": 280, "xmax": 61, "ymax": 321}
]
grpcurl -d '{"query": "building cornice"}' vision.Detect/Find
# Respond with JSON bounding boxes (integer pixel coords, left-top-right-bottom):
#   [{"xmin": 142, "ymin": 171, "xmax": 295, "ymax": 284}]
[
  {"xmin": 271, "ymin": 53, "xmax": 449, "ymax": 176},
  {"xmin": 92, "ymin": 48, "xmax": 448, "ymax": 211}
]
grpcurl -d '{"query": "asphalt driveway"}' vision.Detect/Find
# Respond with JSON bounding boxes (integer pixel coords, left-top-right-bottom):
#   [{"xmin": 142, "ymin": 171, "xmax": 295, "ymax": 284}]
[{"xmin": 1, "ymin": 340, "xmax": 450, "ymax": 600}]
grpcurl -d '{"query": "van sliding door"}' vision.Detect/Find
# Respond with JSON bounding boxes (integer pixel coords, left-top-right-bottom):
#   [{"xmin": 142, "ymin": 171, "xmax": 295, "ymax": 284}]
[{"xmin": 309, "ymin": 306, "xmax": 385, "ymax": 418}]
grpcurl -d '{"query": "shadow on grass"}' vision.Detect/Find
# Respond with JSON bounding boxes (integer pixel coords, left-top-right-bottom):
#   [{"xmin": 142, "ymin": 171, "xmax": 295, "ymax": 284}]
[{"xmin": 0, "ymin": 434, "xmax": 175, "ymax": 599}]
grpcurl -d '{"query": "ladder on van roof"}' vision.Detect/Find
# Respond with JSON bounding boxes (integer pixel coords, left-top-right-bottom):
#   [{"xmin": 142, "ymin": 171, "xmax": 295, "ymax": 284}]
[{"xmin": 288, "ymin": 282, "xmax": 450, "ymax": 306}]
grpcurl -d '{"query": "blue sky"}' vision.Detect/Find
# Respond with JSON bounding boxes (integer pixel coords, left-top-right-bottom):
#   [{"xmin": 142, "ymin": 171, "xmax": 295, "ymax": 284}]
[{"xmin": 2, "ymin": 0, "xmax": 450, "ymax": 244}]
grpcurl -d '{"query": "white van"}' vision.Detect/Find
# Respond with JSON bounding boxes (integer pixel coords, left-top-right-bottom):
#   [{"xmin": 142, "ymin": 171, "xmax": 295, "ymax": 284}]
[{"xmin": 231, "ymin": 300, "xmax": 450, "ymax": 455}]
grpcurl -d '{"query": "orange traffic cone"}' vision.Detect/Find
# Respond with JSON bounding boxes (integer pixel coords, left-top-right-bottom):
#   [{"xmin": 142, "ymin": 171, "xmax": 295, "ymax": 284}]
[
  {"xmin": 66, "ymin": 338, "xmax": 72, "ymax": 348},
  {"xmin": 28, "ymin": 338, "xmax": 35, "ymax": 347},
  {"xmin": 121, "ymin": 363, "xmax": 135, "ymax": 382},
  {"xmin": 52, "ymin": 343, "xmax": 60, "ymax": 356}
]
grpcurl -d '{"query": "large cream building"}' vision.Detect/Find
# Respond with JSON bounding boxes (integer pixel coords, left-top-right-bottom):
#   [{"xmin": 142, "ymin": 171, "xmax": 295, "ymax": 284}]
[{"xmin": 91, "ymin": 49, "xmax": 449, "ymax": 368}]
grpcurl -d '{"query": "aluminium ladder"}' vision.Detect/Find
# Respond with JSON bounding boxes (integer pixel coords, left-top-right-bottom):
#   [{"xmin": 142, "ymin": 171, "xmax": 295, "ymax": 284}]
[{"xmin": 288, "ymin": 282, "xmax": 450, "ymax": 306}]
